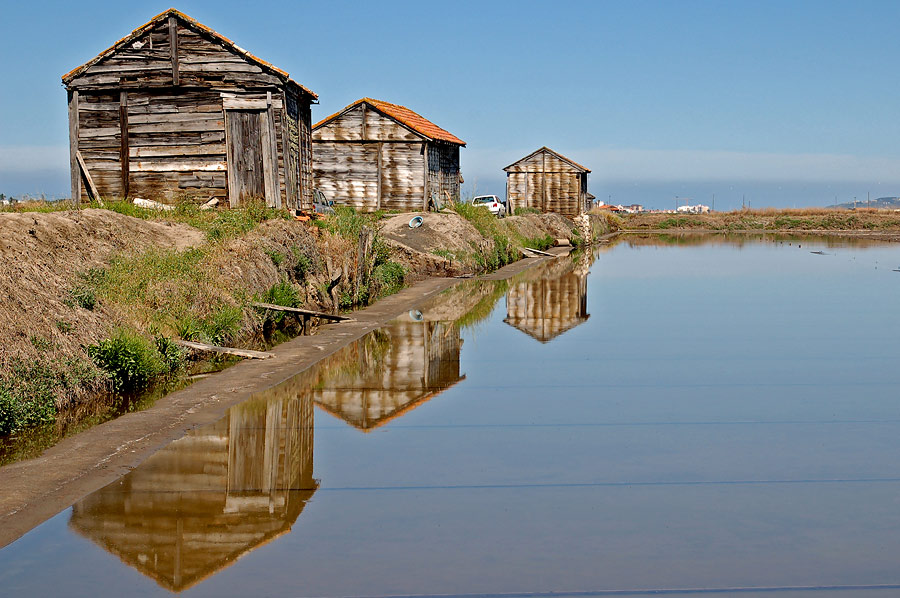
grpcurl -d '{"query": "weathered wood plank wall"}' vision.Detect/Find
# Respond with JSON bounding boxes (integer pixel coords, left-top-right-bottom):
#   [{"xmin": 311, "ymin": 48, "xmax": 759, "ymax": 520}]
[
  {"xmin": 313, "ymin": 103, "xmax": 460, "ymax": 212},
  {"xmin": 505, "ymin": 149, "xmax": 587, "ymax": 218},
  {"xmin": 66, "ymin": 13, "xmax": 313, "ymax": 208}
]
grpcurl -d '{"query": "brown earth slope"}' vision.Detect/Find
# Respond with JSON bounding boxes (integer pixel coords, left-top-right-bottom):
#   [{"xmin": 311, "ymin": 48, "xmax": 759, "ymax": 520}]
[{"xmin": 0, "ymin": 210, "xmax": 204, "ymax": 363}]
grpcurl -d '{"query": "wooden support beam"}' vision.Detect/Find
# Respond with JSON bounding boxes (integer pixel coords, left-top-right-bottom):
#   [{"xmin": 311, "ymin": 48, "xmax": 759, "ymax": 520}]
[
  {"xmin": 119, "ymin": 91, "xmax": 129, "ymax": 197},
  {"xmin": 376, "ymin": 141, "xmax": 383, "ymax": 210},
  {"xmin": 265, "ymin": 90, "xmax": 281, "ymax": 207},
  {"xmin": 250, "ymin": 302, "xmax": 354, "ymax": 321},
  {"xmin": 75, "ymin": 150, "xmax": 103, "ymax": 206},
  {"xmin": 168, "ymin": 16, "xmax": 179, "ymax": 86},
  {"xmin": 174, "ymin": 339, "xmax": 273, "ymax": 359},
  {"xmin": 541, "ymin": 151, "xmax": 547, "ymax": 213},
  {"xmin": 68, "ymin": 90, "xmax": 81, "ymax": 205},
  {"xmin": 422, "ymin": 142, "xmax": 429, "ymax": 211}
]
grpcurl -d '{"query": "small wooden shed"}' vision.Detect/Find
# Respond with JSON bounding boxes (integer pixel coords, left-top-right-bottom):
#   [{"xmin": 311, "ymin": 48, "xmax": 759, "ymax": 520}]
[
  {"xmin": 62, "ymin": 9, "xmax": 317, "ymax": 209},
  {"xmin": 504, "ymin": 147, "xmax": 590, "ymax": 218},
  {"xmin": 312, "ymin": 98, "xmax": 465, "ymax": 212}
]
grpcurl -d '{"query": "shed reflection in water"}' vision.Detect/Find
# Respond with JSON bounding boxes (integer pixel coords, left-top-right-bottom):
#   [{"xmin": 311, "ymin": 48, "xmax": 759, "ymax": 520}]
[
  {"xmin": 505, "ymin": 252, "xmax": 590, "ymax": 343},
  {"xmin": 62, "ymin": 252, "xmax": 590, "ymax": 592},
  {"xmin": 313, "ymin": 319, "xmax": 464, "ymax": 431},
  {"xmin": 68, "ymin": 380, "xmax": 316, "ymax": 592}
]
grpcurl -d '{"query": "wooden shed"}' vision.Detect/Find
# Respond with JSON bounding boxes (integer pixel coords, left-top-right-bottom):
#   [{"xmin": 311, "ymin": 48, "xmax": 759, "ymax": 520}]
[
  {"xmin": 62, "ymin": 9, "xmax": 317, "ymax": 209},
  {"xmin": 504, "ymin": 147, "xmax": 591, "ymax": 218},
  {"xmin": 312, "ymin": 98, "xmax": 465, "ymax": 212}
]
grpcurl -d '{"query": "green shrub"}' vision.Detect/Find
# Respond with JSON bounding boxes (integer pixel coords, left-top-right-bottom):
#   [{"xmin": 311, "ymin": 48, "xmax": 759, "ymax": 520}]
[
  {"xmin": 0, "ymin": 356, "xmax": 106, "ymax": 435},
  {"xmin": 67, "ymin": 284, "xmax": 97, "ymax": 310},
  {"xmin": 524, "ymin": 234, "xmax": 555, "ymax": 251},
  {"xmin": 316, "ymin": 206, "xmax": 379, "ymax": 240},
  {"xmin": 373, "ymin": 261, "xmax": 406, "ymax": 298},
  {"xmin": 155, "ymin": 336, "xmax": 187, "ymax": 371},
  {"xmin": 202, "ymin": 305, "xmax": 243, "ymax": 345},
  {"xmin": 265, "ymin": 249, "xmax": 285, "ymax": 266},
  {"xmin": 87, "ymin": 329, "xmax": 167, "ymax": 391},
  {"xmin": 262, "ymin": 280, "xmax": 301, "ymax": 308},
  {"xmin": 514, "ymin": 206, "xmax": 542, "ymax": 216},
  {"xmin": 259, "ymin": 280, "xmax": 302, "ymax": 324},
  {"xmin": 292, "ymin": 251, "xmax": 313, "ymax": 280}
]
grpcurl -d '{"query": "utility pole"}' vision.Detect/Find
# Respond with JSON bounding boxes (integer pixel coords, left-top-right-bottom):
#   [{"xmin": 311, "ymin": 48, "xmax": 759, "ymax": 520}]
[
  {"xmin": 675, "ymin": 195, "xmax": 678, "ymax": 212},
  {"xmin": 742, "ymin": 194, "xmax": 745, "ymax": 210},
  {"xmin": 867, "ymin": 191, "xmax": 870, "ymax": 209},
  {"xmin": 712, "ymin": 193, "xmax": 715, "ymax": 212}
]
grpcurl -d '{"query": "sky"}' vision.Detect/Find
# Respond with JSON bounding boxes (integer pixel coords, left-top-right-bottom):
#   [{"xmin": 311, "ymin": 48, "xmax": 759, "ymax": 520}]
[{"xmin": 2, "ymin": 0, "xmax": 900, "ymax": 210}]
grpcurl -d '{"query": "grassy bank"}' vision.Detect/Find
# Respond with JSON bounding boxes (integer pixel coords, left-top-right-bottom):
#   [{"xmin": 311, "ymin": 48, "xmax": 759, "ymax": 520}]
[
  {"xmin": 614, "ymin": 208, "xmax": 900, "ymax": 232},
  {"xmin": 4, "ymin": 199, "xmax": 578, "ymax": 443},
  {"xmin": 0, "ymin": 200, "xmax": 413, "ymax": 443}
]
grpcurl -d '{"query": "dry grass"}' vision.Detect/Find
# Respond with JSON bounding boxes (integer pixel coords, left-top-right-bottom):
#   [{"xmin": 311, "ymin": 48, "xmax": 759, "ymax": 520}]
[{"xmin": 618, "ymin": 208, "xmax": 900, "ymax": 232}]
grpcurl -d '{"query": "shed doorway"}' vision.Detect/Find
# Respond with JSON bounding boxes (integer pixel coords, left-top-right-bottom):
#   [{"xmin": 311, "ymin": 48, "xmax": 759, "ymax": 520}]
[{"xmin": 225, "ymin": 108, "xmax": 279, "ymax": 207}]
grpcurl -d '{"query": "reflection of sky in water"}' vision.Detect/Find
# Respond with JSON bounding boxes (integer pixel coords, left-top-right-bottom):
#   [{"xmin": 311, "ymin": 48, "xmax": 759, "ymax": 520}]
[{"xmin": 2, "ymin": 236, "xmax": 900, "ymax": 597}]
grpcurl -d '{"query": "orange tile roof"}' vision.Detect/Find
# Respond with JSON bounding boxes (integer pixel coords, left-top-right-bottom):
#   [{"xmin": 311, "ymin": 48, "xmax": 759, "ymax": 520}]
[
  {"xmin": 314, "ymin": 98, "xmax": 465, "ymax": 146},
  {"xmin": 61, "ymin": 8, "xmax": 316, "ymax": 99}
]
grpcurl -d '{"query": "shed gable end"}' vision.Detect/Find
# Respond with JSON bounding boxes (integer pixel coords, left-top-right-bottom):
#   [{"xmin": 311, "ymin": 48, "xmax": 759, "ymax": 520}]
[
  {"xmin": 66, "ymin": 19, "xmax": 282, "ymax": 90},
  {"xmin": 313, "ymin": 103, "xmax": 424, "ymax": 142}
]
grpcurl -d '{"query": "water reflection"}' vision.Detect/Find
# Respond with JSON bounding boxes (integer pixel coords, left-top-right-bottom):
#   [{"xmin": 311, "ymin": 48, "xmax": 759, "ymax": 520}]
[
  {"xmin": 313, "ymin": 320, "xmax": 465, "ymax": 431},
  {"xmin": 58, "ymin": 252, "xmax": 596, "ymax": 591},
  {"xmin": 68, "ymin": 381, "xmax": 316, "ymax": 592},
  {"xmin": 504, "ymin": 253, "xmax": 591, "ymax": 343}
]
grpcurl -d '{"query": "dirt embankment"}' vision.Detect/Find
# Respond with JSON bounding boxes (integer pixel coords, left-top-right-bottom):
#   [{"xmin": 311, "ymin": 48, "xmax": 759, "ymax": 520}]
[
  {"xmin": 617, "ymin": 209, "xmax": 900, "ymax": 238},
  {"xmin": 379, "ymin": 211, "xmax": 580, "ymax": 278},
  {"xmin": 0, "ymin": 210, "xmax": 204, "ymax": 364},
  {"xmin": 0, "ymin": 206, "xmax": 584, "ymax": 433}
]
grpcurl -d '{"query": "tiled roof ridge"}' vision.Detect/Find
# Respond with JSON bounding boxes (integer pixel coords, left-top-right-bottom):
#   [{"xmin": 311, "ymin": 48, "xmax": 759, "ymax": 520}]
[{"xmin": 314, "ymin": 97, "xmax": 465, "ymax": 146}]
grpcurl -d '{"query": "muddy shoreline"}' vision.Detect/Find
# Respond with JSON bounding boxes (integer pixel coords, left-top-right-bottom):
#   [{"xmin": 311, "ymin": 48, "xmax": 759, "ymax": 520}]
[{"xmin": 0, "ymin": 253, "xmax": 553, "ymax": 549}]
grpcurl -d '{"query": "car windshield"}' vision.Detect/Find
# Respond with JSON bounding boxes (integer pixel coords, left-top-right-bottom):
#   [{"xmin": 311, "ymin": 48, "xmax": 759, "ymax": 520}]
[{"xmin": 473, "ymin": 197, "xmax": 493, "ymax": 204}]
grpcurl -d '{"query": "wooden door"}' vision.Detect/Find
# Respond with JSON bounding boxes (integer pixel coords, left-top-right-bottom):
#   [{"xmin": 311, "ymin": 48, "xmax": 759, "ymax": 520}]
[{"xmin": 226, "ymin": 109, "xmax": 278, "ymax": 207}]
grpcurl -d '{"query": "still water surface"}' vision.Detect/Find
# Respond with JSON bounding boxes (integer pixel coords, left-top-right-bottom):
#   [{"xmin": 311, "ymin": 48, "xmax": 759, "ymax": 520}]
[{"xmin": 2, "ymin": 234, "xmax": 900, "ymax": 597}]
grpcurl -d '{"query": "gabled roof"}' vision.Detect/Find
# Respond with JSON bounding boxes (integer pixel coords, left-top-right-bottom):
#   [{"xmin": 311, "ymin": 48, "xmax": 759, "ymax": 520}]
[
  {"xmin": 503, "ymin": 146, "xmax": 590, "ymax": 173},
  {"xmin": 61, "ymin": 8, "xmax": 317, "ymax": 99},
  {"xmin": 314, "ymin": 98, "xmax": 466, "ymax": 145}
]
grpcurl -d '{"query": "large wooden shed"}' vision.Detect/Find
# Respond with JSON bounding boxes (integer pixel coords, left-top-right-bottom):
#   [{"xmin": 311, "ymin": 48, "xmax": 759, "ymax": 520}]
[
  {"xmin": 62, "ymin": 9, "xmax": 317, "ymax": 209},
  {"xmin": 312, "ymin": 98, "xmax": 465, "ymax": 212},
  {"xmin": 504, "ymin": 147, "xmax": 591, "ymax": 218}
]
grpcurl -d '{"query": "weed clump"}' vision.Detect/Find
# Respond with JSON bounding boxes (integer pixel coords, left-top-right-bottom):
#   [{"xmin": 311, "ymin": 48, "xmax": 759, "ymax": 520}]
[
  {"xmin": 0, "ymin": 356, "xmax": 106, "ymax": 436},
  {"xmin": 87, "ymin": 328, "xmax": 168, "ymax": 391}
]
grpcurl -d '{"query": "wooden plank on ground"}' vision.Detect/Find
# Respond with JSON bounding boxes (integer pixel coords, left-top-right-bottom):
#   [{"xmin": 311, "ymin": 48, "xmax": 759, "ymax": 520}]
[
  {"xmin": 519, "ymin": 246, "xmax": 555, "ymax": 257},
  {"xmin": 174, "ymin": 339, "xmax": 273, "ymax": 359},
  {"xmin": 250, "ymin": 302, "xmax": 354, "ymax": 321}
]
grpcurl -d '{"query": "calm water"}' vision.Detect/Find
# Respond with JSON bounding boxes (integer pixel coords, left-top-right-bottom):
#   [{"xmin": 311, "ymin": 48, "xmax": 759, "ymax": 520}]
[{"xmin": 3, "ymin": 234, "xmax": 900, "ymax": 597}]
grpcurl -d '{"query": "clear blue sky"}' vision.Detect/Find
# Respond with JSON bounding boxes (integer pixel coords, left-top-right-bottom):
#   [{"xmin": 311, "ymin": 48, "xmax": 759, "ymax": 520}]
[{"xmin": 2, "ymin": 0, "xmax": 900, "ymax": 209}]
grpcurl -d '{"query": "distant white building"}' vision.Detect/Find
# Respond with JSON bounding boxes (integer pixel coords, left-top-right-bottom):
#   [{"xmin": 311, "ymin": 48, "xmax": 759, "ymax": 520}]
[{"xmin": 676, "ymin": 204, "xmax": 710, "ymax": 214}]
